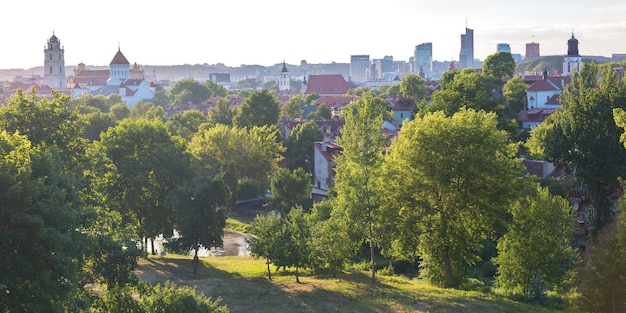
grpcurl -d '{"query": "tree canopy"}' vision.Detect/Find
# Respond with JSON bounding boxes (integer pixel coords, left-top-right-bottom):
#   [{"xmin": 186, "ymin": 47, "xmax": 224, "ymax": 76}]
[
  {"xmin": 381, "ymin": 108, "xmax": 523, "ymax": 287},
  {"xmin": 527, "ymin": 62, "xmax": 626, "ymax": 232},
  {"xmin": 233, "ymin": 89, "xmax": 280, "ymax": 128}
]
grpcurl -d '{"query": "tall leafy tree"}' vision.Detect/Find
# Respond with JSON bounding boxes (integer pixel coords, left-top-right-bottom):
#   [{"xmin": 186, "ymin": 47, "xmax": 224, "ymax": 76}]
[
  {"xmin": 381, "ymin": 109, "xmax": 522, "ymax": 287},
  {"xmin": 168, "ymin": 175, "xmax": 230, "ymax": 274},
  {"xmin": 400, "ymin": 73, "xmax": 428, "ymax": 104},
  {"xmin": 503, "ymin": 76, "xmax": 528, "ymax": 119},
  {"xmin": 207, "ymin": 97, "xmax": 234, "ymax": 126},
  {"xmin": 247, "ymin": 211, "xmax": 283, "ymax": 280},
  {"xmin": 95, "ymin": 118, "xmax": 193, "ymax": 254},
  {"xmin": 332, "ymin": 93, "xmax": 387, "ymax": 283},
  {"xmin": 281, "ymin": 95, "xmax": 305, "ymax": 119},
  {"xmin": 166, "ymin": 109, "xmax": 209, "ymax": 141},
  {"xmin": 233, "ymin": 89, "xmax": 280, "ymax": 128},
  {"xmin": 527, "ymin": 62, "xmax": 626, "ymax": 232},
  {"xmin": 189, "ymin": 124, "xmax": 283, "ymax": 201},
  {"xmin": 285, "ymin": 121, "xmax": 323, "ymax": 172},
  {"xmin": 169, "ymin": 79, "xmax": 211, "ymax": 105},
  {"xmin": 310, "ymin": 213, "xmax": 358, "ymax": 278},
  {"xmin": 575, "ymin": 220, "xmax": 626, "ymax": 313},
  {"xmin": 0, "ymin": 131, "xmax": 84, "ymax": 311},
  {"xmin": 306, "ymin": 103, "xmax": 332, "ymax": 120},
  {"xmin": 421, "ymin": 69, "xmax": 502, "ymax": 118},
  {"xmin": 0, "ymin": 88, "xmax": 85, "ymax": 160},
  {"xmin": 493, "ymin": 185, "xmax": 574, "ymax": 297},
  {"xmin": 482, "ymin": 51, "xmax": 516, "ymax": 80},
  {"xmin": 270, "ymin": 168, "xmax": 312, "ymax": 215}
]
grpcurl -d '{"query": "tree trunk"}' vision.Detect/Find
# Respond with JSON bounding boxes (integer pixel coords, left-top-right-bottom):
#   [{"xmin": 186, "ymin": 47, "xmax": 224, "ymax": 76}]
[
  {"xmin": 443, "ymin": 248, "xmax": 455, "ymax": 287},
  {"xmin": 144, "ymin": 237, "xmax": 148, "ymax": 252},
  {"xmin": 370, "ymin": 241, "xmax": 376, "ymax": 284},
  {"xmin": 150, "ymin": 237, "xmax": 156, "ymax": 255},
  {"xmin": 193, "ymin": 247, "xmax": 199, "ymax": 274},
  {"xmin": 266, "ymin": 260, "xmax": 272, "ymax": 280},
  {"xmin": 296, "ymin": 266, "xmax": 300, "ymax": 283}
]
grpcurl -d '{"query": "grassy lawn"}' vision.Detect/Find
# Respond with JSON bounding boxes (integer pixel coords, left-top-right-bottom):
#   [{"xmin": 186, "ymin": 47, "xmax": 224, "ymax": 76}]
[{"xmin": 136, "ymin": 254, "xmax": 568, "ymax": 313}]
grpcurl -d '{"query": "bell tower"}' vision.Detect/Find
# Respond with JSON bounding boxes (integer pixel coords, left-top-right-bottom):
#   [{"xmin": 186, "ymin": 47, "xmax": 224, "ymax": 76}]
[
  {"xmin": 43, "ymin": 32, "xmax": 66, "ymax": 89},
  {"xmin": 563, "ymin": 32, "xmax": 582, "ymax": 76},
  {"xmin": 279, "ymin": 60, "xmax": 290, "ymax": 93}
]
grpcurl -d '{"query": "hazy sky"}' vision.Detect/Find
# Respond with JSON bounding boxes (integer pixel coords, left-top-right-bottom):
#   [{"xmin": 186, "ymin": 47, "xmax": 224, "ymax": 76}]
[{"xmin": 4, "ymin": 0, "xmax": 626, "ymax": 69}]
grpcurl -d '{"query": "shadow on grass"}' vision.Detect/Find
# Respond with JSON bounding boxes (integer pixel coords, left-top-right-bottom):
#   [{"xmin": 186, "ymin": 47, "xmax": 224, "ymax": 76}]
[{"xmin": 136, "ymin": 256, "xmax": 562, "ymax": 313}]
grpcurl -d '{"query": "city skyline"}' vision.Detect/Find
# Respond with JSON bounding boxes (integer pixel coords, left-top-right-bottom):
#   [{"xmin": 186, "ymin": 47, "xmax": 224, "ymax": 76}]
[{"xmin": 3, "ymin": 0, "xmax": 626, "ymax": 70}]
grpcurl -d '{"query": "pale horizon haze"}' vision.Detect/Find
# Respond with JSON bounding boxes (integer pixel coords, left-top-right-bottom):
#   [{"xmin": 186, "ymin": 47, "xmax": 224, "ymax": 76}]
[{"xmin": 3, "ymin": 0, "xmax": 626, "ymax": 70}]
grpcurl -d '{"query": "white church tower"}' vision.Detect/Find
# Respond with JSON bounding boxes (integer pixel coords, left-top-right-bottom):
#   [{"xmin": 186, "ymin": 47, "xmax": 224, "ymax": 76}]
[
  {"xmin": 43, "ymin": 32, "xmax": 66, "ymax": 89},
  {"xmin": 563, "ymin": 32, "xmax": 582, "ymax": 76},
  {"xmin": 279, "ymin": 61, "xmax": 290, "ymax": 93}
]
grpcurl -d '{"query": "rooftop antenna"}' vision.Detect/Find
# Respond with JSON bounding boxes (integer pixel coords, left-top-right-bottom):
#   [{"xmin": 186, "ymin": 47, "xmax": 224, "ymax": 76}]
[{"xmin": 118, "ymin": 41, "xmax": 121, "ymax": 51}]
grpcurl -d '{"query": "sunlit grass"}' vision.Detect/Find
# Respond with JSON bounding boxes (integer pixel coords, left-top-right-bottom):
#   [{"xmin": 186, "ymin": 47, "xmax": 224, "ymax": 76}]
[{"xmin": 137, "ymin": 254, "xmax": 567, "ymax": 313}]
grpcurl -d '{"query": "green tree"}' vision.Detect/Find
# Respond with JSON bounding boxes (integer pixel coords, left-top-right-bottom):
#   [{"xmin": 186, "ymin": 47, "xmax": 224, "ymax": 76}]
[
  {"xmin": 270, "ymin": 168, "xmax": 312, "ymax": 215},
  {"xmin": 110, "ymin": 102, "xmax": 130, "ymax": 121},
  {"xmin": 169, "ymin": 175, "xmax": 230, "ymax": 274},
  {"xmin": 421, "ymin": 69, "xmax": 502, "ymax": 118},
  {"xmin": 81, "ymin": 111, "xmax": 116, "ymax": 141},
  {"xmin": 306, "ymin": 103, "xmax": 332, "ymax": 120},
  {"xmin": 280, "ymin": 206, "xmax": 312, "ymax": 283},
  {"xmin": 332, "ymin": 93, "xmax": 387, "ymax": 283},
  {"xmin": 247, "ymin": 211, "xmax": 283, "ymax": 280},
  {"xmin": 233, "ymin": 89, "xmax": 280, "ymax": 128},
  {"xmin": 310, "ymin": 214, "xmax": 358, "ymax": 278},
  {"xmin": 400, "ymin": 73, "xmax": 427, "ymax": 104},
  {"xmin": 527, "ymin": 62, "xmax": 626, "ymax": 232},
  {"xmin": 493, "ymin": 185, "xmax": 574, "ymax": 297},
  {"xmin": 152, "ymin": 85, "xmax": 170, "ymax": 107},
  {"xmin": 503, "ymin": 76, "xmax": 528, "ymax": 119},
  {"xmin": 0, "ymin": 131, "xmax": 84, "ymax": 311},
  {"xmin": 575, "ymin": 222, "xmax": 626, "ymax": 313},
  {"xmin": 381, "ymin": 109, "xmax": 522, "ymax": 287},
  {"xmin": 95, "ymin": 118, "xmax": 194, "ymax": 254},
  {"xmin": 130, "ymin": 102, "xmax": 165, "ymax": 120},
  {"xmin": 281, "ymin": 95, "xmax": 305, "ymax": 119},
  {"xmin": 207, "ymin": 97, "xmax": 234, "ymax": 126},
  {"xmin": 304, "ymin": 93, "xmax": 320, "ymax": 105},
  {"xmin": 0, "ymin": 88, "xmax": 85, "ymax": 159},
  {"xmin": 189, "ymin": 124, "xmax": 283, "ymax": 202},
  {"xmin": 483, "ymin": 51, "xmax": 516, "ymax": 80},
  {"xmin": 166, "ymin": 109, "xmax": 209, "ymax": 140},
  {"xmin": 204, "ymin": 79, "xmax": 229, "ymax": 98},
  {"xmin": 169, "ymin": 79, "xmax": 211, "ymax": 105},
  {"xmin": 285, "ymin": 121, "xmax": 323, "ymax": 172}
]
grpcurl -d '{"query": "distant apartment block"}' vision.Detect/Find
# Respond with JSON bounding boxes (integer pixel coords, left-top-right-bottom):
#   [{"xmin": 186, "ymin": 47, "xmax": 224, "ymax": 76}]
[
  {"xmin": 526, "ymin": 42, "xmax": 540, "ymax": 58},
  {"xmin": 415, "ymin": 43, "xmax": 433, "ymax": 73},
  {"xmin": 209, "ymin": 72, "xmax": 231, "ymax": 84},
  {"xmin": 371, "ymin": 56, "xmax": 395, "ymax": 80},
  {"xmin": 459, "ymin": 28, "xmax": 474, "ymax": 69},
  {"xmin": 350, "ymin": 55, "xmax": 370, "ymax": 83}
]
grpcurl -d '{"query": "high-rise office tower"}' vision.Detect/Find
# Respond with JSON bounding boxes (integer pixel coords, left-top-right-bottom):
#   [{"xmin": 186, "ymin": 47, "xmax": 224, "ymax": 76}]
[
  {"xmin": 350, "ymin": 55, "xmax": 370, "ymax": 83},
  {"xmin": 459, "ymin": 28, "xmax": 474, "ymax": 69},
  {"xmin": 497, "ymin": 43, "xmax": 511, "ymax": 53},
  {"xmin": 415, "ymin": 43, "xmax": 433, "ymax": 73}
]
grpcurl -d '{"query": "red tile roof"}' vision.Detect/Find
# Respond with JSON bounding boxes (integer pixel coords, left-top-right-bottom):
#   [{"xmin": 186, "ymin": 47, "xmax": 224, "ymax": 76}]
[
  {"xmin": 517, "ymin": 108, "xmax": 557, "ymax": 123},
  {"xmin": 305, "ymin": 74, "xmax": 350, "ymax": 95},
  {"xmin": 110, "ymin": 49, "xmax": 130, "ymax": 65}
]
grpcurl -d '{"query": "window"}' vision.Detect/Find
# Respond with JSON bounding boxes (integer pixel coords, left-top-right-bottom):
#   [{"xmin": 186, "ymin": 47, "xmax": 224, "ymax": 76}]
[
  {"xmin": 49, "ymin": 53, "xmax": 52, "ymax": 60},
  {"xmin": 50, "ymin": 66, "xmax": 53, "ymax": 74}
]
